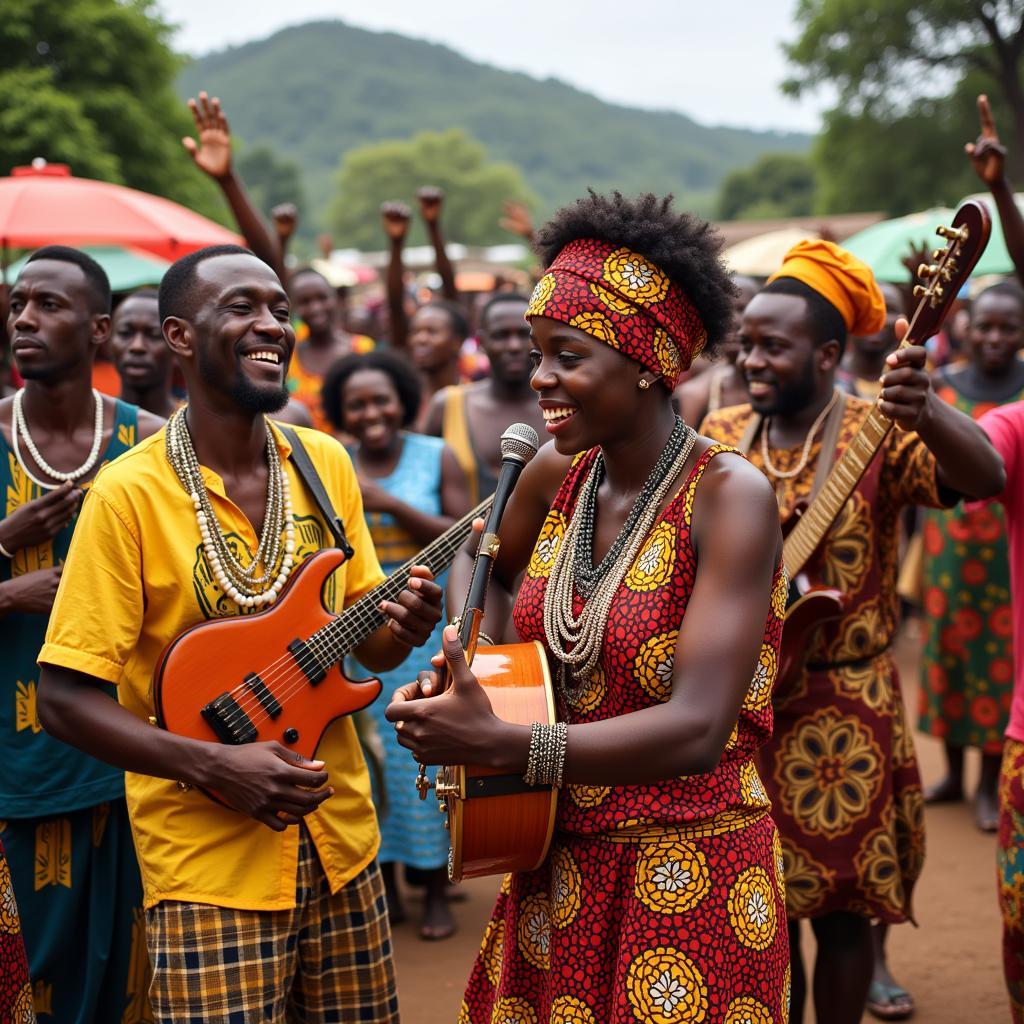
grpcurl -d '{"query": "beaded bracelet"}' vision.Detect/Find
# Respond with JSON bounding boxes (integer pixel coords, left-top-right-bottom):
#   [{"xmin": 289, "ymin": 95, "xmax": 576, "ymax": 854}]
[{"xmin": 524, "ymin": 721, "xmax": 568, "ymax": 788}]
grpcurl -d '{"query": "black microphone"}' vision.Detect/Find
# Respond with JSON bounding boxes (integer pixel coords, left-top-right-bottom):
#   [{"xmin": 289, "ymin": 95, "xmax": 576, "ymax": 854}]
[{"xmin": 458, "ymin": 423, "xmax": 540, "ymax": 650}]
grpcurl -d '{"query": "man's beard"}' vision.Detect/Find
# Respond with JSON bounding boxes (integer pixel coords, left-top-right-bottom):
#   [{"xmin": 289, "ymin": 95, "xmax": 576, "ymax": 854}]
[
  {"xmin": 748, "ymin": 357, "xmax": 818, "ymax": 417},
  {"xmin": 197, "ymin": 348, "xmax": 289, "ymax": 414}
]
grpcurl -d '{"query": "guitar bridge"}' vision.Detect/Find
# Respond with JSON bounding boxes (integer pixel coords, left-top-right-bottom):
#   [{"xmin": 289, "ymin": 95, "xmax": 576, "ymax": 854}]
[{"xmin": 201, "ymin": 692, "xmax": 258, "ymax": 745}]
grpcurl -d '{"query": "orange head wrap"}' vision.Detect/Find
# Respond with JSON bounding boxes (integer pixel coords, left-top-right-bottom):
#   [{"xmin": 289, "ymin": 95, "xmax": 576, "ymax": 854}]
[
  {"xmin": 525, "ymin": 238, "xmax": 706, "ymax": 389},
  {"xmin": 767, "ymin": 239, "xmax": 886, "ymax": 337}
]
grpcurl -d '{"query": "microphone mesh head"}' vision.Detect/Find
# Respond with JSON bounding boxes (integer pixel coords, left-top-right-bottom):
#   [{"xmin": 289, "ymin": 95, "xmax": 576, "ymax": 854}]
[{"xmin": 500, "ymin": 423, "xmax": 540, "ymax": 464}]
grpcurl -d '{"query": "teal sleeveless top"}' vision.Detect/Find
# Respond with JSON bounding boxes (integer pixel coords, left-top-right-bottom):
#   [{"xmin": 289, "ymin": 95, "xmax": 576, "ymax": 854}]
[{"xmin": 0, "ymin": 399, "xmax": 141, "ymax": 818}]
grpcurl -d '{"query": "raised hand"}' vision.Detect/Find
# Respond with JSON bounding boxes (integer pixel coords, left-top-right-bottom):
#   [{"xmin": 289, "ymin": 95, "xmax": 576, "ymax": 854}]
[
  {"xmin": 901, "ymin": 240, "xmax": 931, "ymax": 285},
  {"xmin": 381, "ymin": 201, "xmax": 412, "ymax": 243},
  {"xmin": 418, "ymin": 186, "xmax": 444, "ymax": 226},
  {"xmin": 966, "ymin": 94, "xmax": 1008, "ymax": 188},
  {"xmin": 499, "ymin": 199, "xmax": 536, "ymax": 242},
  {"xmin": 271, "ymin": 203, "xmax": 298, "ymax": 243},
  {"xmin": 0, "ymin": 483, "xmax": 81, "ymax": 553},
  {"xmin": 182, "ymin": 91, "xmax": 233, "ymax": 181}
]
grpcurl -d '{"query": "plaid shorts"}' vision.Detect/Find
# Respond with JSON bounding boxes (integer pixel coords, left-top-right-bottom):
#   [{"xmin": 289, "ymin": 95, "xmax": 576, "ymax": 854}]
[{"xmin": 146, "ymin": 828, "xmax": 398, "ymax": 1023}]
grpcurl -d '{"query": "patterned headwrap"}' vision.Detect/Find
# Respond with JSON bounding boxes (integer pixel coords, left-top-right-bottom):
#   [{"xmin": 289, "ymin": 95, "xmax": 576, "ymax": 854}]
[{"xmin": 525, "ymin": 238, "xmax": 707, "ymax": 389}]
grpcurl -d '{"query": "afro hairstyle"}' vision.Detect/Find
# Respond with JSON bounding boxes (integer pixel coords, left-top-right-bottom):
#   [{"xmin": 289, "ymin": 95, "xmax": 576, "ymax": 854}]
[
  {"xmin": 321, "ymin": 349, "xmax": 423, "ymax": 433},
  {"xmin": 533, "ymin": 191, "xmax": 736, "ymax": 359}
]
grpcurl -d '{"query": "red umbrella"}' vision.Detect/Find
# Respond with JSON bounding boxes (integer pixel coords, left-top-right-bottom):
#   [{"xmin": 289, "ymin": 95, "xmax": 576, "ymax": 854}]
[{"xmin": 0, "ymin": 162, "xmax": 241, "ymax": 262}]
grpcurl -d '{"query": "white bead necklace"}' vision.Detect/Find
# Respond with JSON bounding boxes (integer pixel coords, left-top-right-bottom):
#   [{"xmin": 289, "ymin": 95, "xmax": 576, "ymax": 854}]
[
  {"xmin": 12, "ymin": 388, "xmax": 104, "ymax": 488},
  {"xmin": 165, "ymin": 407, "xmax": 296, "ymax": 609},
  {"xmin": 760, "ymin": 389, "xmax": 839, "ymax": 480}
]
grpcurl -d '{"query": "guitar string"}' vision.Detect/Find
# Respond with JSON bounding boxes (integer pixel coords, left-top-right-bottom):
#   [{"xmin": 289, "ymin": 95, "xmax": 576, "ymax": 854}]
[
  {"xmin": 215, "ymin": 529, "xmax": 466, "ymax": 732},
  {"xmin": 783, "ymin": 228, "xmax": 963, "ymax": 575},
  {"xmin": 207, "ymin": 500, "xmax": 491, "ymax": 734},
  {"xmin": 210, "ymin": 495, "xmax": 489, "ymax": 721}
]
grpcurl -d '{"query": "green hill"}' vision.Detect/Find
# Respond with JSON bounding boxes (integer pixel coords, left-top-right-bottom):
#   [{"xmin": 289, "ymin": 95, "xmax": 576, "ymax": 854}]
[{"xmin": 178, "ymin": 20, "xmax": 810, "ymax": 233}]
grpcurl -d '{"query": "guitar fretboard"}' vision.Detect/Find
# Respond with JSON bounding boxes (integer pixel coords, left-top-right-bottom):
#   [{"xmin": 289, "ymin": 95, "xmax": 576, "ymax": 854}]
[{"xmin": 308, "ymin": 494, "xmax": 493, "ymax": 666}]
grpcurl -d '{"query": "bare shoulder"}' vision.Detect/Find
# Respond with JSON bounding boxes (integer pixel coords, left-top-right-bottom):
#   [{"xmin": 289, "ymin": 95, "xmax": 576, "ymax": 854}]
[
  {"xmin": 690, "ymin": 442, "xmax": 779, "ymax": 549},
  {"xmin": 135, "ymin": 409, "xmax": 166, "ymax": 441}
]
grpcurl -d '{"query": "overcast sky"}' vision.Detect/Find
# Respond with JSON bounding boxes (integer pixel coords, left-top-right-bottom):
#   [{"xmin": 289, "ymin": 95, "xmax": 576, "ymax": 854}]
[{"xmin": 157, "ymin": 0, "xmax": 828, "ymax": 134}]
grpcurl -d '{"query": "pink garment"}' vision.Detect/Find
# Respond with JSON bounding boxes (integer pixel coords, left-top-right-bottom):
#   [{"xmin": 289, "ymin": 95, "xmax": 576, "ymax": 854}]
[{"xmin": 979, "ymin": 401, "xmax": 1024, "ymax": 741}]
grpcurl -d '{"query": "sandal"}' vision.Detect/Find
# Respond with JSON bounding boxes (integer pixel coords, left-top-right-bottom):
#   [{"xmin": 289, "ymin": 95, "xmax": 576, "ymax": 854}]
[{"xmin": 866, "ymin": 979, "xmax": 915, "ymax": 1020}]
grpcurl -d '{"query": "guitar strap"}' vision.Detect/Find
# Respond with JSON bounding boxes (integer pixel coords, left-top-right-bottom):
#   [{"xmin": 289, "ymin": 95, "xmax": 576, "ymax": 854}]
[
  {"xmin": 735, "ymin": 389, "xmax": 847, "ymax": 503},
  {"xmin": 278, "ymin": 426, "xmax": 355, "ymax": 559}
]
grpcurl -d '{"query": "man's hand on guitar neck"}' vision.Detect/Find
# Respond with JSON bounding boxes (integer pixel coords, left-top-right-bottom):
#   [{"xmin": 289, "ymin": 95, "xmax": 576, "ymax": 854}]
[
  {"xmin": 356, "ymin": 564, "xmax": 444, "ymax": 673},
  {"xmin": 877, "ymin": 317, "xmax": 932, "ymax": 431}
]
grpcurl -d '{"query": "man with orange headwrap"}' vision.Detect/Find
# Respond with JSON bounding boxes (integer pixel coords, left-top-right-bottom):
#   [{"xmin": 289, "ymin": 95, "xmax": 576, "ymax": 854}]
[{"xmin": 703, "ymin": 240, "xmax": 1005, "ymax": 1024}]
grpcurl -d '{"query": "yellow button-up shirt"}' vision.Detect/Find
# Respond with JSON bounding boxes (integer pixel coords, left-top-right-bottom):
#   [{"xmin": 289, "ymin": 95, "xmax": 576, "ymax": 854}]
[{"xmin": 40, "ymin": 422, "xmax": 387, "ymax": 911}]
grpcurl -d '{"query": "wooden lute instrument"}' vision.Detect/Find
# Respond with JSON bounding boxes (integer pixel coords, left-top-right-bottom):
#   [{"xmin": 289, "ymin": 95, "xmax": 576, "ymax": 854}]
[
  {"xmin": 415, "ymin": 424, "xmax": 558, "ymax": 882},
  {"xmin": 775, "ymin": 199, "xmax": 992, "ymax": 692},
  {"xmin": 154, "ymin": 494, "xmax": 494, "ymax": 805}
]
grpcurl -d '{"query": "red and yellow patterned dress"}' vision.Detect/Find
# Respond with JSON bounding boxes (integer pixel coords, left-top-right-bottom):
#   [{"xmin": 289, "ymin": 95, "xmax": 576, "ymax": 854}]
[
  {"xmin": 461, "ymin": 445, "xmax": 790, "ymax": 1024},
  {"xmin": 704, "ymin": 396, "xmax": 940, "ymax": 923}
]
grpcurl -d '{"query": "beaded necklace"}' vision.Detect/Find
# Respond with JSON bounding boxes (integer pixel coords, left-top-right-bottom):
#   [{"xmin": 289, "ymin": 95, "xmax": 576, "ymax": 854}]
[
  {"xmin": 165, "ymin": 407, "xmax": 295, "ymax": 608},
  {"xmin": 543, "ymin": 416, "xmax": 697, "ymax": 683},
  {"xmin": 12, "ymin": 388, "xmax": 104, "ymax": 489},
  {"xmin": 760, "ymin": 388, "xmax": 839, "ymax": 480}
]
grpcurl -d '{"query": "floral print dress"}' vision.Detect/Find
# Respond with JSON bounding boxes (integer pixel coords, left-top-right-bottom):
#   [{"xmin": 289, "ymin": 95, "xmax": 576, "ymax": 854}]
[
  {"xmin": 704, "ymin": 396, "xmax": 942, "ymax": 923},
  {"xmin": 460, "ymin": 445, "xmax": 790, "ymax": 1024}
]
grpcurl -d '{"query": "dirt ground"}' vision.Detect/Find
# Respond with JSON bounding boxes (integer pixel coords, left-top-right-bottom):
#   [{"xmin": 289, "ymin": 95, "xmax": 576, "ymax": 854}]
[{"xmin": 390, "ymin": 622, "xmax": 1009, "ymax": 1023}]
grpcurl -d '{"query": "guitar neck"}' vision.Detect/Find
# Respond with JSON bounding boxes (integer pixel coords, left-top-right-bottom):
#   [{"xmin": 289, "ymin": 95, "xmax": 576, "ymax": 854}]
[{"xmin": 320, "ymin": 494, "xmax": 494, "ymax": 660}]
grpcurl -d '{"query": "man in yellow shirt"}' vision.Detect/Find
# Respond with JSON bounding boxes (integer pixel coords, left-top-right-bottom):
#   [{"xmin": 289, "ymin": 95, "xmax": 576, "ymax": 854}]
[{"xmin": 36, "ymin": 245, "xmax": 444, "ymax": 1023}]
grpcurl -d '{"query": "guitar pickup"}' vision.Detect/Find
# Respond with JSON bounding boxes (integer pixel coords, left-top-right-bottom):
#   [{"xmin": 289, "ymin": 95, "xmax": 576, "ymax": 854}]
[
  {"xmin": 244, "ymin": 672, "xmax": 282, "ymax": 720},
  {"xmin": 200, "ymin": 692, "xmax": 258, "ymax": 745},
  {"xmin": 288, "ymin": 638, "xmax": 327, "ymax": 686}
]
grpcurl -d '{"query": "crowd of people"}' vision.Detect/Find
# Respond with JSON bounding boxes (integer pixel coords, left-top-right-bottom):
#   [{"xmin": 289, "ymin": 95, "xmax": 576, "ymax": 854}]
[{"xmin": 0, "ymin": 86, "xmax": 1023, "ymax": 1024}]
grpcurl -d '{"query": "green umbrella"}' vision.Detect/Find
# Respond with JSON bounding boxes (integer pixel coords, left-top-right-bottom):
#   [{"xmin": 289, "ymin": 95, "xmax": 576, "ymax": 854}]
[
  {"xmin": 842, "ymin": 208, "xmax": 956, "ymax": 283},
  {"xmin": 5, "ymin": 243, "xmax": 169, "ymax": 291}
]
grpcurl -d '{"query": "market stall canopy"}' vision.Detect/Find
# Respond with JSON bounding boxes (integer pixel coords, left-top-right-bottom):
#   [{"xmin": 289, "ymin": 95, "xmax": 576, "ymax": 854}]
[
  {"xmin": 724, "ymin": 227, "xmax": 816, "ymax": 277},
  {"xmin": 842, "ymin": 207, "xmax": 963, "ymax": 282},
  {"xmin": 5, "ymin": 244, "xmax": 169, "ymax": 292},
  {"xmin": 0, "ymin": 162, "xmax": 241, "ymax": 261}
]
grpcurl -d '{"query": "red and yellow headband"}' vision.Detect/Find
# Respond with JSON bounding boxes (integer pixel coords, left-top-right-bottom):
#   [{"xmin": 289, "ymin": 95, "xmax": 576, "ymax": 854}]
[{"xmin": 525, "ymin": 238, "xmax": 706, "ymax": 389}]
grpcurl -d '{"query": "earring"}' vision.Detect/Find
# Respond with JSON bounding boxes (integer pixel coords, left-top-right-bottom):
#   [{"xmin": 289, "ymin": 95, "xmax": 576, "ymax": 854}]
[{"xmin": 637, "ymin": 378, "xmax": 650, "ymax": 390}]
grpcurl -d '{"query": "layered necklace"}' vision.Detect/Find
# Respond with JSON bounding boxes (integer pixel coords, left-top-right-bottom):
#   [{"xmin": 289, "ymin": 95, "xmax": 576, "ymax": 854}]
[
  {"xmin": 760, "ymin": 388, "xmax": 839, "ymax": 480},
  {"xmin": 165, "ymin": 407, "xmax": 295, "ymax": 608},
  {"xmin": 12, "ymin": 388, "xmax": 104, "ymax": 489},
  {"xmin": 543, "ymin": 416, "xmax": 697, "ymax": 683}
]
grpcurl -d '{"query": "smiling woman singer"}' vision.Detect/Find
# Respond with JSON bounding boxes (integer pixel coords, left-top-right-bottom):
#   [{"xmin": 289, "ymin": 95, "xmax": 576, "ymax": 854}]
[{"xmin": 386, "ymin": 192, "xmax": 791, "ymax": 1022}]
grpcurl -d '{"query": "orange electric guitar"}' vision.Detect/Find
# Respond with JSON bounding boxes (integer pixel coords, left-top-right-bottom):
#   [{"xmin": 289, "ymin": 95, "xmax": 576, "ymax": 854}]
[
  {"xmin": 775, "ymin": 199, "xmax": 991, "ymax": 692},
  {"xmin": 154, "ymin": 494, "xmax": 493, "ymax": 805}
]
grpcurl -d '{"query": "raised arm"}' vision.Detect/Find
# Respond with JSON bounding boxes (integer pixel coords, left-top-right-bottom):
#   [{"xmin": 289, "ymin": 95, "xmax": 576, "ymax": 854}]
[
  {"xmin": 418, "ymin": 186, "xmax": 458, "ymax": 302},
  {"xmin": 381, "ymin": 201, "xmax": 411, "ymax": 351},
  {"xmin": 967, "ymin": 94, "xmax": 1024, "ymax": 287},
  {"xmin": 271, "ymin": 202, "xmax": 299, "ymax": 280},
  {"xmin": 182, "ymin": 92, "xmax": 285, "ymax": 281}
]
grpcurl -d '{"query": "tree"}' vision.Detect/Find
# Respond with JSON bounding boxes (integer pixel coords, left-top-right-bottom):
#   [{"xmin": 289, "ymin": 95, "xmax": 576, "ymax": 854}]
[
  {"xmin": 235, "ymin": 146, "xmax": 307, "ymax": 224},
  {"xmin": 328, "ymin": 129, "xmax": 536, "ymax": 249},
  {"xmin": 0, "ymin": 0, "xmax": 225, "ymax": 222},
  {"xmin": 717, "ymin": 153, "xmax": 818, "ymax": 220},
  {"xmin": 785, "ymin": 0, "xmax": 1024, "ymax": 212}
]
